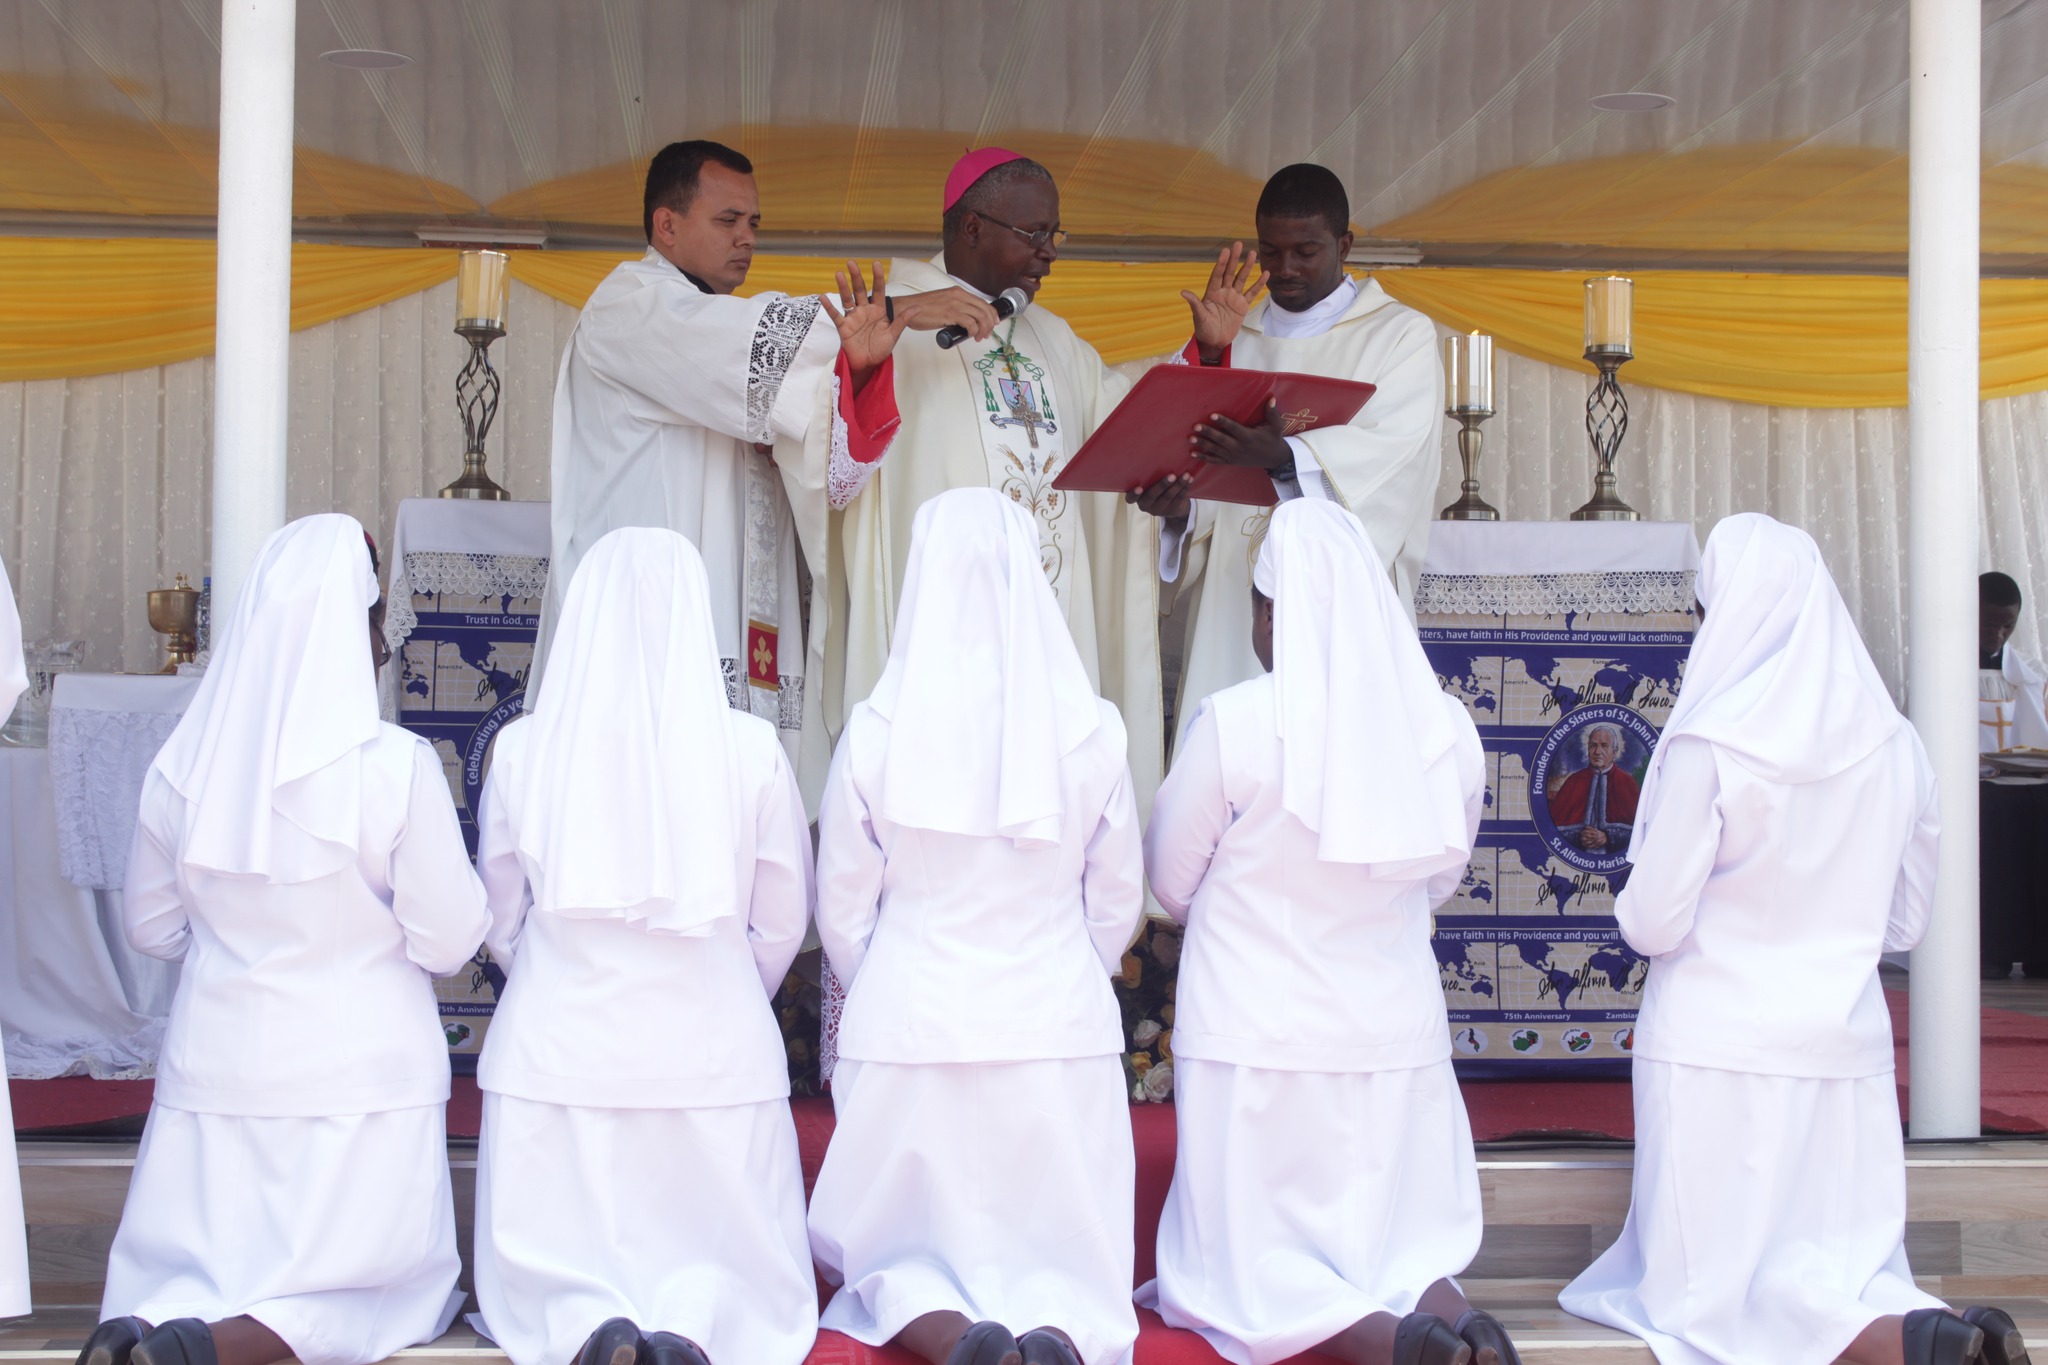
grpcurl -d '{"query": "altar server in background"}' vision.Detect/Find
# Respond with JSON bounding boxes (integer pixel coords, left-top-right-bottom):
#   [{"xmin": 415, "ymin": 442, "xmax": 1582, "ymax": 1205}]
[
  {"xmin": 0, "ymin": 558, "xmax": 29, "ymax": 1321},
  {"xmin": 84, "ymin": 515, "xmax": 489, "ymax": 1365},
  {"xmin": 1559, "ymin": 514, "xmax": 2022, "ymax": 1365},
  {"xmin": 1140, "ymin": 500, "xmax": 1509, "ymax": 1365},
  {"xmin": 470, "ymin": 527, "xmax": 816, "ymax": 1365},
  {"xmin": 809, "ymin": 489, "xmax": 1146, "ymax": 1365},
  {"xmin": 538, "ymin": 137, "xmax": 995, "ymax": 765},
  {"xmin": 1979, "ymin": 570, "xmax": 2048, "ymax": 753},
  {"xmin": 1162, "ymin": 163, "xmax": 1444, "ymax": 753}
]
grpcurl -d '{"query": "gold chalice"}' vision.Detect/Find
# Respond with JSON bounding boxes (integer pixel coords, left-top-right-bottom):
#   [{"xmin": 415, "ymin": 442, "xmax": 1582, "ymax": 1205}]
[{"xmin": 147, "ymin": 574, "xmax": 201, "ymax": 673}]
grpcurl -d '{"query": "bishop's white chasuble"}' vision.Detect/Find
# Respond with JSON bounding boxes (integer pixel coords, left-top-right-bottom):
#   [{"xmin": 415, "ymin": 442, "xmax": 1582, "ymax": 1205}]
[
  {"xmin": 1166, "ymin": 277, "xmax": 1443, "ymax": 757},
  {"xmin": 801, "ymin": 255, "xmax": 1165, "ymax": 815}
]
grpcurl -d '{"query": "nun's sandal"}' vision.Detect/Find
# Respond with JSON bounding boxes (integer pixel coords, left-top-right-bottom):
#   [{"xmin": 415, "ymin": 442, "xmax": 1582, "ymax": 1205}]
[
  {"xmin": 945, "ymin": 1321, "xmax": 1022, "ymax": 1365},
  {"xmin": 1903, "ymin": 1308, "xmax": 1987, "ymax": 1365},
  {"xmin": 1453, "ymin": 1307, "xmax": 1523, "ymax": 1365},
  {"xmin": 75, "ymin": 1317, "xmax": 149, "ymax": 1365},
  {"xmin": 1961, "ymin": 1307, "xmax": 2029, "ymax": 1365},
  {"xmin": 1016, "ymin": 1328, "xmax": 1081, "ymax": 1365},
  {"xmin": 1394, "ymin": 1311, "xmax": 1473, "ymax": 1365}
]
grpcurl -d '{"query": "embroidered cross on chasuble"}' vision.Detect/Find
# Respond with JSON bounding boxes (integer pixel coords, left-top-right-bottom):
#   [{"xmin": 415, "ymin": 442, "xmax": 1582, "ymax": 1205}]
[{"xmin": 967, "ymin": 321, "xmax": 1079, "ymax": 611}]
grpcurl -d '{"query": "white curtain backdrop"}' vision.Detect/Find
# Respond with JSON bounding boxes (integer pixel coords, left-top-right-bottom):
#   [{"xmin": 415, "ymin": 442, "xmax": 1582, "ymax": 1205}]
[{"xmin": 0, "ymin": 279, "xmax": 2040, "ymax": 699}]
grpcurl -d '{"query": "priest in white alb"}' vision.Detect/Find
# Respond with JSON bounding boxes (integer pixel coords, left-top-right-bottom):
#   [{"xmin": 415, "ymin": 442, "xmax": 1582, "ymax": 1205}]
[
  {"xmin": 1979, "ymin": 571, "xmax": 2048, "ymax": 752},
  {"xmin": 538, "ymin": 138, "xmax": 995, "ymax": 763},
  {"xmin": 813, "ymin": 148, "xmax": 1255, "ymax": 811},
  {"xmin": 1162, "ymin": 163, "xmax": 1443, "ymax": 753}
]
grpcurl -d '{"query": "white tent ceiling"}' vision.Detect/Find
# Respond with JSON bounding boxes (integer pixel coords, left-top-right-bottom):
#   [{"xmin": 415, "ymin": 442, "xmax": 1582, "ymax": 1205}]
[{"xmin": 1, "ymin": 0, "xmax": 2044, "ymax": 269}]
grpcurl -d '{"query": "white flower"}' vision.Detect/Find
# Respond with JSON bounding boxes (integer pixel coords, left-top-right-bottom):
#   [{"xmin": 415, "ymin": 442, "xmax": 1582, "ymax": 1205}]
[
  {"xmin": 1142, "ymin": 1061, "xmax": 1175, "ymax": 1101},
  {"xmin": 1149, "ymin": 928, "xmax": 1183, "ymax": 968},
  {"xmin": 1133, "ymin": 1019, "xmax": 1163, "ymax": 1048}
]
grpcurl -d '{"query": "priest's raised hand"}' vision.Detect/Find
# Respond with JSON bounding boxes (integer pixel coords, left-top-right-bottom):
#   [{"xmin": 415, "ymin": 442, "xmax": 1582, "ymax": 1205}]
[
  {"xmin": 1192, "ymin": 396, "xmax": 1294, "ymax": 474},
  {"xmin": 1184, "ymin": 241, "xmax": 1268, "ymax": 365},
  {"xmin": 821, "ymin": 258, "xmax": 997, "ymax": 384}
]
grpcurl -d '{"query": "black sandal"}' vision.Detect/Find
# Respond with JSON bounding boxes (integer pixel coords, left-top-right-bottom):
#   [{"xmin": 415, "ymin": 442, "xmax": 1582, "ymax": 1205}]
[
  {"xmin": 1904, "ymin": 1308, "xmax": 1987, "ymax": 1365},
  {"xmin": 128, "ymin": 1320, "xmax": 216, "ymax": 1365},
  {"xmin": 1962, "ymin": 1307, "xmax": 2030, "ymax": 1365},
  {"xmin": 75, "ymin": 1317, "xmax": 148, "ymax": 1365},
  {"xmin": 946, "ymin": 1321, "xmax": 1021, "ymax": 1365},
  {"xmin": 576, "ymin": 1318, "xmax": 645, "ymax": 1365},
  {"xmin": 1452, "ymin": 1308, "xmax": 1523, "ymax": 1365},
  {"xmin": 639, "ymin": 1331, "xmax": 711, "ymax": 1365},
  {"xmin": 1017, "ymin": 1328, "xmax": 1081, "ymax": 1365},
  {"xmin": 1394, "ymin": 1312, "xmax": 1473, "ymax": 1365}
]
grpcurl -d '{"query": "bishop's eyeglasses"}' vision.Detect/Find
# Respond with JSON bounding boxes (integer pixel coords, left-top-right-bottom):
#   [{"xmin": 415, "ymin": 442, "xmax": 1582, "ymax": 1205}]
[{"xmin": 975, "ymin": 213, "xmax": 1070, "ymax": 251}]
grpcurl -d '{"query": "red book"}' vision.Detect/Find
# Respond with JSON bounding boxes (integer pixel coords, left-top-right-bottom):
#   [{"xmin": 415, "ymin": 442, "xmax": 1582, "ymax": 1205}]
[{"xmin": 1053, "ymin": 365, "xmax": 1378, "ymax": 507}]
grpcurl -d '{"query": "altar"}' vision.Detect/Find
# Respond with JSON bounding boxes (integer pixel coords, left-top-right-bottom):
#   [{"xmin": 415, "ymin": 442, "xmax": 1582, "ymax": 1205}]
[
  {"xmin": 381, "ymin": 496, "xmax": 548, "ymax": 1067},
  {"xmin": 1417, "ymin": 520, "xmax": 1700, "ymax": 1076}
]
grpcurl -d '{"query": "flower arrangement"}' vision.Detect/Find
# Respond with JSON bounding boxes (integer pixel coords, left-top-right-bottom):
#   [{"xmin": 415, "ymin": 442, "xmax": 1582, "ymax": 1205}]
[
  {"xmin": 1116, "ymin": 919, "xmax": 1183, "ymax": 1102},
  {"xmin": 774, "ymin": 968, "xmax": 826, "ymax": 1097}
]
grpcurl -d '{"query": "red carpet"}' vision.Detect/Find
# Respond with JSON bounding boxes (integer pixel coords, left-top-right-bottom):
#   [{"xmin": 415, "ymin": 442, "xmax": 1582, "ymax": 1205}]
[{"xmin": 20, "ymin": 999, "xmax": 2048, "ymax": 1139}]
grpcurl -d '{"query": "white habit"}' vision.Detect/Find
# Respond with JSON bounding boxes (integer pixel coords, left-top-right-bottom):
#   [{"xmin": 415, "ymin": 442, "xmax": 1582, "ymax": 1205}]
[
  {"xmin": 541, "ymin": 247, "xmax": 899, "ymax": 775},
  {"xmin": 105, "ymin": 516, "xmax": 489, "ymax": 1365},
  {"xmin": 1138, "ymin": 501, "xmax": 1486, "ymax": 1365},
  {"xmin": 809, "ymin": 491, "xmax": 1145, "ymax": 1365},
  {"xmin": 808, "ymin": 256, "xmax": 1164, "ymax": 814},
  {"xmin": 1164, "ymin": 276, "xmax": 1443, "ymax": 749},
  {"xmin": 1559, "ymin": 513, "xmax": 1945, "ymax": 1365},
  {"xmin": 471, "ymin": 528, "xmax": 816, "ymax": 1365},
  {"xmin": 1980, "ymin": 645, "xmax": 2048, "ymax": 751},
  {"xmin": 0, "ymin": 557, "xmax": 29, "ymax": 1317}
]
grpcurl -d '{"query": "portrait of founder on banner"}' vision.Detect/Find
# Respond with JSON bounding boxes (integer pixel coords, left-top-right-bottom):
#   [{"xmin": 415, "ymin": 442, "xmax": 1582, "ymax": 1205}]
[{"xmin": 1529, "ymin": 703, "xmax": 1661, "ymax": 877}]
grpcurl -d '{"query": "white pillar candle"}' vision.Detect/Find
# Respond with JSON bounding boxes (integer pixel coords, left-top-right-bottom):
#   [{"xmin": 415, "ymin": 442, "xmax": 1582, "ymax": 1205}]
[
  {"xmin": 1443, "ymin": 332, "xmax": 1494, "ymax": 413},
  {"xmin": 1583, "ymin": 275, "xmax": 1633, "ymax": 355}
]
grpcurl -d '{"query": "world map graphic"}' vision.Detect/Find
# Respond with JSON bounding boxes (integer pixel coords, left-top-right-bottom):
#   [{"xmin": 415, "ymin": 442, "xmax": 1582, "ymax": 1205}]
[{"xmin": 1422, "ymin": 621, "xmax": 1692, "ymax": 1069}]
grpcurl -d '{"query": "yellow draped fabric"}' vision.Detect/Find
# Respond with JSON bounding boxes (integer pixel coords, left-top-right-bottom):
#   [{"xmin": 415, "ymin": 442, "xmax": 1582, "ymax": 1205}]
[
  {"xmin": 7, "ymin": 237, "xmax": 2048, "ymax": 407},
  {"xmin": 1375, "ymin": 269, "xmax": 2048, "ymax": 408},
  {"xmin": 0, "ymin": 238, "xmax": 456, "ymax": 382}
]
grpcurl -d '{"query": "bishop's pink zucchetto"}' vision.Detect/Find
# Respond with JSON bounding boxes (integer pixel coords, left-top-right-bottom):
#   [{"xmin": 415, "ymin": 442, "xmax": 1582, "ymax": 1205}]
[{"xmin": 943, "ymin": 147, "xmax": 1028, "ymax": 212}]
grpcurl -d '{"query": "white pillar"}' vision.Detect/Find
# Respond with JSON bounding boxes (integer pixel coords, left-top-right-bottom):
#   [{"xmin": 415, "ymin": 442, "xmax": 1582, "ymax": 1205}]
[
  {"xmin": 210, "ymin": 0, "xmax": 297, "ymax": 621},
  {"xmin": 1907, "ymin": 0, "xmax": 1981, "ymax": 1140}
]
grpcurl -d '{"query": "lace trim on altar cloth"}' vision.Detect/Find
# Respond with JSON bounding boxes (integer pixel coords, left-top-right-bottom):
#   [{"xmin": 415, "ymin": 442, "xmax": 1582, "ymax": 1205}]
[
  {"xmin": 819, "ymin": 956, "xmax": 845, "ymax": 1084},
  {"xmin": 7, "ymin": 1018, "xmax": 163, "ymax": 1080},
  {"xmin": 384, "ymin": 550, "xmax": 551, "ymax": 652},
  {"xmin": 826, "ymin": 373, "xmax": 886, "ymax": 508},
  {"xmin": 745, "ymin": 296, "xmax": 823, "ymax": 445},
  {"xmin": 1415, "ymin": 569, "xmax": 1698, "ymax": 617},
  {"xmin": 50, "ymin": 706, "xmax": 187, "ymax": 890}
]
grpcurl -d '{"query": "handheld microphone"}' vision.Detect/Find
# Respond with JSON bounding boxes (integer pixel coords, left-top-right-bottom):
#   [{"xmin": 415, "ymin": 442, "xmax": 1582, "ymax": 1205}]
[{"xmin": 936, "ymin": 286, "xmax": 1030, "ymax": 349}]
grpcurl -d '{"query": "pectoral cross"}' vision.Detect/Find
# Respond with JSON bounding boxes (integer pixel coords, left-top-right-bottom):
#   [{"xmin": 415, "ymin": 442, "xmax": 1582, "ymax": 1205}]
[{"xmin": 992, "ymin": 334, "xmax": 1047, "ymax": 450}]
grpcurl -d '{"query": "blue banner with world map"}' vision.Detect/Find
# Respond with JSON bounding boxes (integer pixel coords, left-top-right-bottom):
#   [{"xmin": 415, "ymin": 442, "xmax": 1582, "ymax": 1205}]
[
  {"xmin": 393, "ymin": 565, "xmax": 538, "ymax": 1072},
  {"xmin": 1423, "ymin": 610, "xmax": 1693, "ymax": 1077}
]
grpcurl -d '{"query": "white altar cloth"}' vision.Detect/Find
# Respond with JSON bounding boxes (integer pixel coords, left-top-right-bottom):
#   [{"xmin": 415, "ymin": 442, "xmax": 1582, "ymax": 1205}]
[
  {"xmin": 0, "ymin": 747, "xmax": 161, "ymax": 1077},
  {"xmin": 379, "ymin": 498, "xmax": 550, "ymax": 721},
  {"xmin": 49, "ymin": 673, "xmax": 201, "ymax": 892}
]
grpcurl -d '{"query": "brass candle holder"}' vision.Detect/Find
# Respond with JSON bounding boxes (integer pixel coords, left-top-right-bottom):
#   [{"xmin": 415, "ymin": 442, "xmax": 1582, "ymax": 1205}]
[
  {"xmin": 1572, "ymin": 275, "xmax": 1639, "ymax": 522},
  {"xmin": 1439, "ymin": 332, "xmax": 1499, "ymax": 521},
  {"xmin": 442, "ymin": 249, "xmax": 511, "ymax": 501},
  {"xmin": 147, "ymin": 574, "xmax": 202, "ymax": 673}
]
